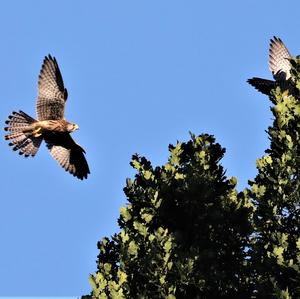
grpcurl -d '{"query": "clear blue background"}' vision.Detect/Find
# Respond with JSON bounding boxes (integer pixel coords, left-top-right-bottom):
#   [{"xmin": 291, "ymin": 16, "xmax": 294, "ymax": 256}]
[{"xmin": 0, "ymin": 0, "xmax": 298, "ymax": 296}]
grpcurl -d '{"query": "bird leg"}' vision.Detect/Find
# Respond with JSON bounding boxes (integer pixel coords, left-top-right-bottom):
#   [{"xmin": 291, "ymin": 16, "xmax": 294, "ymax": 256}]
[{"xmin": 32, "ymin": 127, "xmax": 42, "ymax": 137}]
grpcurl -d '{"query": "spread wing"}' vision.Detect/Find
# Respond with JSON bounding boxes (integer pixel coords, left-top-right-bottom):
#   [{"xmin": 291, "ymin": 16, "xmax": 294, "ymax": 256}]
[
  {"xmin": 36, "ymin": 54, "xmax": 68, "ymax": 121},
  {"xmin": 269, "ymin": 36, "xmax": 292, "ymax": 81},
  {"xmin": 247, "ymin": 77, "xmax": 276, "ymax": 96},
  {"xmin": 44, "ymin": 132, "xmax": 90, "ymax": 180}
]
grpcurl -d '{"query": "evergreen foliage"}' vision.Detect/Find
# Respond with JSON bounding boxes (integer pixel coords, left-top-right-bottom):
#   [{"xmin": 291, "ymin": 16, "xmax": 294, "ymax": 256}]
[
  {"xmin": 86, "ymin": 134, "xmax": 253, "ymax": 298},
  {"xmin": 83, "ymin": 58, "xmax": 300, "ymax": 298},
  {"xmin": 250, "ymin": 58, "xmax": 300, "ymax": 298}
]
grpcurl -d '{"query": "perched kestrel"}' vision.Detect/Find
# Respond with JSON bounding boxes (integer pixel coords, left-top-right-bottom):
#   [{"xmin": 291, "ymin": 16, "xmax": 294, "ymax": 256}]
[
  {"xmin": 247, "ymin": 36, "xmax": 295, "ymax": 95},
  {"xmin": 4, "ymin": 55, "xmax": 90, "ymax": 180}
]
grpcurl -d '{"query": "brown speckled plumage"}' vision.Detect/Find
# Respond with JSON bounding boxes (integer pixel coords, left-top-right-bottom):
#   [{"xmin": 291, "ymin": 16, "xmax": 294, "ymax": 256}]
[
  {"xmin": 248, "ymin": 36, "xmax": 295, "ymax": 96},
  {"xmin": 4, "ymin": 55, "xmax": 89, "ymax": 180}
]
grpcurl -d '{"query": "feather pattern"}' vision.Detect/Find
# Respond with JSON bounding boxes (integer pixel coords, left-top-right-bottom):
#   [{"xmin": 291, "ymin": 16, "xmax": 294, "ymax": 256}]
[
  {"xmin": 4, "ymin": 55, "xmax": 89, "ymax": 179},
  {"xmin": 269, "ymin": 36, "xmax": 292, "ymax": 80},
  {"xmin": 4, "ymin": 111, "xmax": 42, "ymax": 157},
  {"xmin": 37, "ymin": 54, "xmax": 68, "ymax": 121},
  {"xmin": 248, "ymin": 37, "xmax": 295, "ymax": 96},
  {"xmin": 44, "ymin": 132, "xmax": 90, "ymax": 180}
]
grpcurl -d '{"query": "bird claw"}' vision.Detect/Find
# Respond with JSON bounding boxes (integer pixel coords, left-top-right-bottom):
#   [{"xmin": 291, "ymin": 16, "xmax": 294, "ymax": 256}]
[{"xmin": 32, "ymin": 127, "xmax": 42, "ymax": 137}]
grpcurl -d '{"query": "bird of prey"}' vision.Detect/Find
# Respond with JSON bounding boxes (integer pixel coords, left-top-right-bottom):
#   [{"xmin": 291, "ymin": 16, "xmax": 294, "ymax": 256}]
[
  {"xmin": 247, "ymin": 36, "xmax": 295, "ymax": 96},
  {"xmin": 4, "ymin": 55, "xmax": 90, "ymax": 180}
]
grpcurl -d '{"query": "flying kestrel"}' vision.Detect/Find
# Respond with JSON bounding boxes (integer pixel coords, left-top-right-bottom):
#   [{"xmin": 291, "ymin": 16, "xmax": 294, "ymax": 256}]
[
  {"xmin": 4, "ymin": 55, "xmax": 90, "ymax": 180},
  {"xmin": 247, "ymin": 36, "xmax": 296, "ymax": 95}
]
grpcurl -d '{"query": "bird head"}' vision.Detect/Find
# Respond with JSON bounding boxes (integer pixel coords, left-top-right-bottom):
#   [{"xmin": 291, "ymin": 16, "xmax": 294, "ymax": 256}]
[{"xmin": 67, "ymin": 123, "xmax": 79, "ymax": 132}]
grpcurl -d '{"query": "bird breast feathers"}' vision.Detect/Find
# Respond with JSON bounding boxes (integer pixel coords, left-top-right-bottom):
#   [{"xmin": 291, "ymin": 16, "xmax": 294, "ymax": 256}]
[{"xmin": 36, "ymin": 120, "xmax": 68, "ymax": 132}]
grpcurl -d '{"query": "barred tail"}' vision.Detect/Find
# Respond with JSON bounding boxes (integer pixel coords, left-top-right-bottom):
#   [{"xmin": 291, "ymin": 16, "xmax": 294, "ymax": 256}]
[{"xmin": 4, "ymin": 110, "xmax": 42, "ymax": 157}]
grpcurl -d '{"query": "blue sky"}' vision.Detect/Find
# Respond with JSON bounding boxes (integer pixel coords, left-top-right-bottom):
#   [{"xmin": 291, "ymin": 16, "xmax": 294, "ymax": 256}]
[{"xmin": 0, "ymin": 0, "xmax": 299, "ymax": 296}]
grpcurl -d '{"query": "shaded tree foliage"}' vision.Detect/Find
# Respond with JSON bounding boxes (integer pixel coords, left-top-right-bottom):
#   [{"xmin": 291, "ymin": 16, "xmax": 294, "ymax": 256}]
[
  {"xmin": 83, "ymin": 59, "xmax": 300, "ymax": 299},
  {"xmin": 85, "ymin": 134, "xmax": 253, "ymax": 298},
  {"xmin": 249, "ymin": 58, "xmax": 300, "ymax": 298}
]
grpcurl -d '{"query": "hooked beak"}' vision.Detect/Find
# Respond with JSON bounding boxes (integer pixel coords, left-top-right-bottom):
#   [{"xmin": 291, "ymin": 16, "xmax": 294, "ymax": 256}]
[{"xmin": 74, "ymin": 124, "xmax": 79, "ymax": 130}]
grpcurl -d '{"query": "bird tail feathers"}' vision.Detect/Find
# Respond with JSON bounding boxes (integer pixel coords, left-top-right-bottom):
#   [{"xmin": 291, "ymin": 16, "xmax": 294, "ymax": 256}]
[{"xmin": 4, "ymin": 110, "xmax": 42, "ymax": 157}]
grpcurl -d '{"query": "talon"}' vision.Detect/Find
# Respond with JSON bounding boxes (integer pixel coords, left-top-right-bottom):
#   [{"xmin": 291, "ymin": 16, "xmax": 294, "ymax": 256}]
[{"xmin": 32, "ymin": 127, "xmax": 42, "ymax": 137}]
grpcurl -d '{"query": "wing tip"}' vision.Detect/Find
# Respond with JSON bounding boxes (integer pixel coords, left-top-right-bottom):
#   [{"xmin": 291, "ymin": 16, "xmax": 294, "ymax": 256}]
[
  {"xmin": 74, "ymin": 167, "xmax": 90, "ymax": 180},
  {"xmin": 270, "ymin": 36, "xmax": 283, "ymax": 46},
  {"xmin": 42, "ymin": 53, "xmax": 57, "ymax": 67}
]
